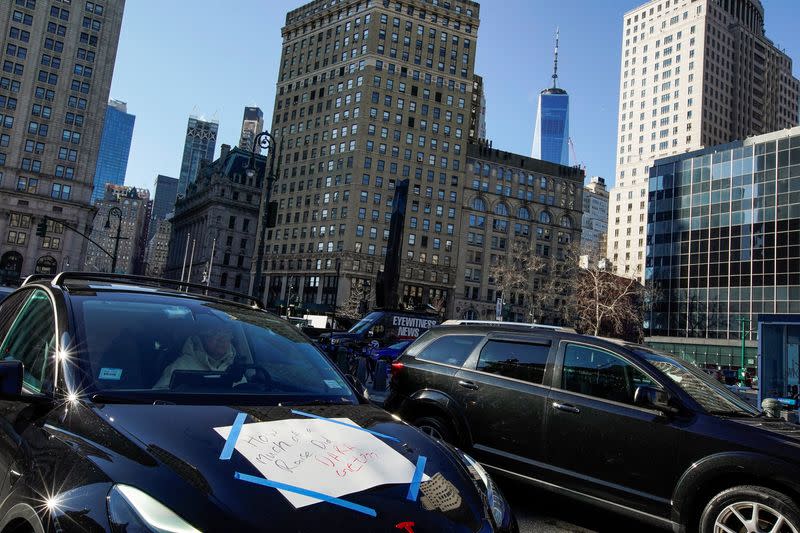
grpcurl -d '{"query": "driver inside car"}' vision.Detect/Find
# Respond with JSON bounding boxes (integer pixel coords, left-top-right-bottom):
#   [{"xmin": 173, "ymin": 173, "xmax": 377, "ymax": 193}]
[{"xmin": 154, "ymin": 316, "xmax": 242, "ymax": 388}]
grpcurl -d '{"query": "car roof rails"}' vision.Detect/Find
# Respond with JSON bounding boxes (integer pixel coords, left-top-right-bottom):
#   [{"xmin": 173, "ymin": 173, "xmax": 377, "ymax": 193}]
[
  {"xmin": 21, "ymin": 274, "xmax": 54, "ymax": 286},
  {"xmin": 48, "ymin": 271, "xmax": 262, "ymax": 309},
  {"xmin": 439, "ymin": 320, "xmax": 575, "ymax": 333}
]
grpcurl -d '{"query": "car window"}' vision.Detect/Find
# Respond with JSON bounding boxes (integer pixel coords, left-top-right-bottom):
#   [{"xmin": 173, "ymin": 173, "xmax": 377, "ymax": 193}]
[
  {"xmin": 0, "ymin": 289, "xmax": 28, "ymax": 343},
  {"xmin": 476, "ymin": 340, "xmax": 550, "ymax": 384},
  {"xmin": 415, "ymin": 334, "xmax": 482, "ymax": 366},
  {"xmin": 561, "ymin": 344, "xmax": 655, "ymax": 405},
  {"xmin": 0, "ymin": 289, "xmax": 55, "ymax": 393}
]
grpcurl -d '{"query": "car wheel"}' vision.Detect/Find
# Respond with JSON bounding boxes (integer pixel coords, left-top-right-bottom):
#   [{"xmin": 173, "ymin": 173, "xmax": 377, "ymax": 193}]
[
  {"xmin": 413, "ymin": 415, "xmax": 454, "ymax": 443},
  {"xmin": 699, "ymin": 485, "xmax": 800, "ymax": 533}
]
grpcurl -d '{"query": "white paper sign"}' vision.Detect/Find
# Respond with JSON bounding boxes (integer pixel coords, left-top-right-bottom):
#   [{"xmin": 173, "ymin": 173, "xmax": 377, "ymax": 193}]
[{"xmin": 215, "ymin": 417, "xmax": 428, "ymax": 508}]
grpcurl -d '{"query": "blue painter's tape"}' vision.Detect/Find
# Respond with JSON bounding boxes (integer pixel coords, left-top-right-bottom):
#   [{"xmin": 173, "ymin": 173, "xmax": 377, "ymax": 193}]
[
  {"xmin": 290, "ymin": 409, "xmax": 400, "ymax": 442},
  {"xmin": 234, "ymin": 472, "xmax": 377, "ymax": 517},
  {"xmin": 406, "ymin": 455, "xmax": 427, "ymax": 501},
  {"xmin": 219, "ymin": 412, "xmax": 247, "ymax": 460}
]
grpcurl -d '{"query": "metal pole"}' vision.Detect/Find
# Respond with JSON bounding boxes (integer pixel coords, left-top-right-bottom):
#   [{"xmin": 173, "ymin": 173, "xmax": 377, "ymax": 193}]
[
  {"xmin": 207, "ymin": 237, "xmax": 216, "ymax": 287},
  {"xmin": 186, "ymin": 239, "xmax": 196, "ymax": 285},
  {"xmin": 111, "ymin": 216, "xmax": 122, "ymax": 273},
  {"xmin": 180, "ymin": 231, "xmax": 191, "ymax": 282},
  {"xmin": 249, "ymin": 131, "xmax": 279, "ymax": 298},
  {"xmin": 740, "ymin": 317, "xmax": 747, "ymax": 386}
]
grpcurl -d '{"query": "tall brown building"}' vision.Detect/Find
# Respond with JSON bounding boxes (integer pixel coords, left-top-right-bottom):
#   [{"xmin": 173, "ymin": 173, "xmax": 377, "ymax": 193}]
[
  {"xmin": 261, "ymin": 0, "xmax": 481, "ymax": 314},
  {"xmin": 0, "ymin": 0, "xmax": 126, "ymax": 284}
]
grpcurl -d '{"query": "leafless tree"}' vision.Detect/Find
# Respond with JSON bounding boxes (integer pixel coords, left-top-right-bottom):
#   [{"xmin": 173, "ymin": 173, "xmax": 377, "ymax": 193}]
[
  {"xmin": 337, "ymin": 277, "xmax": 373, "ymax": 320},
  {"xmin": 566, "ymin": 256, "xmax": 646, "ymax": 339},
  {"xmin": 489, "ymin": 241, "xmax": 574, "ymax": 324},
  {"xmin": 429, "ymin": 294, "xmax": 448, "ymax": 319}
]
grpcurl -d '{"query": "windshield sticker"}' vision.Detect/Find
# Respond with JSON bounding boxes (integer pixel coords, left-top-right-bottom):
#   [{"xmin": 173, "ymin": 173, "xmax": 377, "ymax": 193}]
[
  {"xmin": 323, "ymin": 379, "xmax": 343, "ymax": 389},
  {"xmin": 216, "ymin": 417, "xmax": 429, "ymax": 509},
  {"xmin": 98, "ymin": 367, "xmax": 123, "ymax": 380}
]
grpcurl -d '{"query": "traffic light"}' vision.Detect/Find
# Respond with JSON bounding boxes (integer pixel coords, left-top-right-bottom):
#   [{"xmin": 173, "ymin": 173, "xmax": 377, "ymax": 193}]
[{"xmin": 35, "ymin": 217, "xmax": 48, "ymax": 238}]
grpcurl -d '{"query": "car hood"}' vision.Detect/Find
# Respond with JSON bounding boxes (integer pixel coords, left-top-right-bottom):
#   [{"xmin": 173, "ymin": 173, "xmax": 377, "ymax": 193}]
[
  {"xmin": 727, "ymin": 415, "xmax": 800, "ymax": 442},
  {"xmin": 53, "ymin": 402, "xmax": 490, "ymax": 532}
]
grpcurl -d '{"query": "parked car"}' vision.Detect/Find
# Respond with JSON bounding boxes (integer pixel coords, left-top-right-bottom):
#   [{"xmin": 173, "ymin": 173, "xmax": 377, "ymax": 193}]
[
  {"xmin": 0, "ymin": 274, "xmax": 516, "ymax": 533},
  {"xmin": 386, "ymin": 321, "xmax": 800, "ymax": 533}
]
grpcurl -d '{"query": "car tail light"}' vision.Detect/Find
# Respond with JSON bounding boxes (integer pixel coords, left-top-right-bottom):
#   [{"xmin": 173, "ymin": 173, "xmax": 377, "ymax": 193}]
[{"xmin": 390, "ymin": 362, "xmax": 404, "ymax": 379}]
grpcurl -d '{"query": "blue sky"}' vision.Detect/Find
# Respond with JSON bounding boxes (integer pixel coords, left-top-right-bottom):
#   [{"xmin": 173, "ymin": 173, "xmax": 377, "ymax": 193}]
[{"xmin": 112, "ymin": 0, "xmax": 800, "ymax": 193}]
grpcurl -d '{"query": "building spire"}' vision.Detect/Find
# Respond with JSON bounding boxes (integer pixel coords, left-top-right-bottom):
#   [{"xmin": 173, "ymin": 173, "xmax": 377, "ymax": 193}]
[{"xmin": 552, "ymin": 27, "xmax": 560, "ymax": 89}]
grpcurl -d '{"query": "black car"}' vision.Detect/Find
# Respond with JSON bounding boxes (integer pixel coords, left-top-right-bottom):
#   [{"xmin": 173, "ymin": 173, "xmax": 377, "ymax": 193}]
[
  {"xmin": 0, "ymin": 274, "xmax": 516, "ymax": 532},
  {"xmin": 318, "ymin": 310, "xmax": 440, "ymax": 355},
  {"xmin": 386, "ymin": 321, "xmax": 800, "ymax": 533}
]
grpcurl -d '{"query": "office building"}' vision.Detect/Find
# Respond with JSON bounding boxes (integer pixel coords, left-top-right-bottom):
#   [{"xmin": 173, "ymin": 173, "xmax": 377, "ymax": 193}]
[
  {"xmin": 531, "ymin": 30, "xmax": 569, "ymax": 166},
  {"xmin": 84, "ymin": 185, "xmax": 150, "ymax": 274},
  {"xmin": 456, "ymin": 141, "xmax": 584, "ymax": 322},
  {"xmin": 145, "ymin": 218, "xmax": 171, "ymax": 278},
  {"xmin": 147, "ymin": 174, "xmax": 178, "ymax": 241},
  {"xmin": 261, "ymin": 0, "xmax": 481, "ymax": 313},
  {"xmin": 0, "ymin": 0, "xmax": 126, "ymax": 284},
  {"xmin": 177, "ymin": 115, "xmax": 218, "ymax": 198},
  {"xmin": 608, "ymin": 0, "xmax": 799, "ymax": 280},
  {"xmin": 646, "ymin": 126, "xmax": 800, "ymax": 367},
  {"xmin": 90, "ymin": 98, "xmax": 135, "ymax": 204},
  {"xmin": 470, "ymin": 74, "xmax": 486, "ymax": 141},
  {"xmin": 238, "ymin": 106, "xmax": 264, "ymax": 153},
  {"xmin": 164, "ymin": 144, "xmax": 267, "ymax": 290},
  {"xmin": 581, "ymin": 176, "xmax": 609, "ymax": 257}
]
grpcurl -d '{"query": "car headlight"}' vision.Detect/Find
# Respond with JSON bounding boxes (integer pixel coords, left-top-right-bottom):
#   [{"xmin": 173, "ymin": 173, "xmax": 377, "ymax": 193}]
[
  {"xmin": 459, "ymin": 452, "xmax": 508, "ymax": 528},
  {"xmin": 107, "ymin": 484, "xmax": 200, "ymax": 533}
]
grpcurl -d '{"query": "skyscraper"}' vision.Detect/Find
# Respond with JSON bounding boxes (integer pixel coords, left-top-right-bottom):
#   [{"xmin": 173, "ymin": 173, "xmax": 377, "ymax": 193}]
[
  {"xmin": 531, "ymin": 30, "xmax": 569, "ymax": 166},
  {"xmin": 260, "ymin": 0, "xmax": 481, "ymax": 312},
  {"xmin": 147, "ymin": 174, "xmax": 178, "ymax": 242},
  {"xmin": 177, "ymin": 116, "xmax": 218, "ymax": 198},
  {"xmin": 91, "ymin": 99, "xmax": 135, "ymax": 204},
  {"xmin": 238, "ymin": 106, "xmax": 264, "ymax": 153},
  {"xmin": 608, "ymin": 0, "xmax": 799, "ymax": 280},
  {"xmin": 0, "ymin": 0, "xmax": 126, "ymax": 284}
]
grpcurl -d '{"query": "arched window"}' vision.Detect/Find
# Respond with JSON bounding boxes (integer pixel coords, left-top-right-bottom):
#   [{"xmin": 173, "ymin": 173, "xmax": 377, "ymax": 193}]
[
  {"xmin": 482, "ymin": 163, "xmax": 491, "ymax": 177},
  {"xmin": 517, "ymin": 207, "xmax": 531, "ymax": 220},
  {"xmin": 561, "ymin": 216, "xmax": 572, "ymax": 229},
  {"xmin": 472, "ymin": 197, "xmax": 487, "ymax": 211},
  {"xmin": 463, "ymin": 308, "xmax": 478, "ymax": 320},
  {"xmin": 494, "ymin": 202, "xmax": 509, "ymax": 216},
  {"xmin": 539, "ymin": 211, "xmax": 552, "ymax": 224},
  {"xmin": 35, "ymin": 256, "xmax": 57, "ymax": 275}
]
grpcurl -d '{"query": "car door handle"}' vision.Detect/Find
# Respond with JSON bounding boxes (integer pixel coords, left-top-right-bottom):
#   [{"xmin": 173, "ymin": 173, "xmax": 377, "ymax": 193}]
[
  {"xmin": 458, "ymin": 380, "xmax": 478, "ymax": 390},
  {"xmin": 552, "ymin": 402, "xmax": 580, "ymax": 414}
]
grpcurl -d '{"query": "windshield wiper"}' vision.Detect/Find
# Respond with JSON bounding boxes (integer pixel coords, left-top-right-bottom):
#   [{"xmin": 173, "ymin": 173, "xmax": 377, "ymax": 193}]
[
  {"xmin": 277, "ymin": 398, "xmax": 354, "ymax": 407},
  {"xmin": 91, "ymin": 392, "xmax": 173, "ymax": 405}
]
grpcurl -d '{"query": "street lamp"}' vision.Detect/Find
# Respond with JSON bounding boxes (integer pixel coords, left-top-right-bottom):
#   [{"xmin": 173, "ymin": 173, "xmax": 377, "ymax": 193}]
[
  {"xmin": 246, "ymin": 130, "xmax": 279, "ymax": 298},
  {"xmin": 104, "ymin": 206, "xmax": 122, "ymax": 273}
]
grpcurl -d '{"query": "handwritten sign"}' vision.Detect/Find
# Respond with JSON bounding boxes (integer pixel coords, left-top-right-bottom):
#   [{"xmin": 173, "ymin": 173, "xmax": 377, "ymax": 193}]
[{"xmin": 215, "ymin": 417, "xmax": 428, "ymax": 508}]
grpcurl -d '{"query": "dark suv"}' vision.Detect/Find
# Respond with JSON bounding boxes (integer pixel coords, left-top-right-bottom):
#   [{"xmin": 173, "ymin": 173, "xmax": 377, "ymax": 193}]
[
  {"xmin": 386, "ymin": 321, "xmax": 800, "ymax": 533},
  {"xmin": 0, "ymin": 274, "xmax": 516, "ymax": 532}
]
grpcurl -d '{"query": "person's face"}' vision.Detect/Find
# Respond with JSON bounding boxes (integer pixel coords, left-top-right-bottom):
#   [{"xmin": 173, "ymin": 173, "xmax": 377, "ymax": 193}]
[{"xmin": 201, "ymin": 330, "xmax": 232, "ymax": 359}]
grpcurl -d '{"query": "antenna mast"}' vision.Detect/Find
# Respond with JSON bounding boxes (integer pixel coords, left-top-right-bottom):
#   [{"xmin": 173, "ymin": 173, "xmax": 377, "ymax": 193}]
[{"xmin": 552, "ymin": 28, "xmax": 560, "ymax": 89}]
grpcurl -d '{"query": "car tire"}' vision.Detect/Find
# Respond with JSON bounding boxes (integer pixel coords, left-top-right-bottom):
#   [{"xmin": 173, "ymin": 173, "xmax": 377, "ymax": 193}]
[
  {"xmin": 413, "ymin": 415, "xmax": 455, "ymax": 443},
  {"xmin": 699, "ymin": 485, "xmax": 800, "ymax": 533}
]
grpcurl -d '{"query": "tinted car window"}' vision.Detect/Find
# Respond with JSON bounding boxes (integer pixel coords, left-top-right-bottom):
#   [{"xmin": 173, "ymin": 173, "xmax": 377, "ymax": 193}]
[
  {"xmin": 0, "ymin": 289, "xmax": 54, "ymax": 392},
  {"xmin": 415, "ymin": 334, "xmax": 482, "ymax": 366},
  {"xmin": 562, "ymin": 344, "xmax": 655, "ymax": 405},
  {"xmin": 476, "ymin": 340, "xmax": 550, "ymax": 384}
]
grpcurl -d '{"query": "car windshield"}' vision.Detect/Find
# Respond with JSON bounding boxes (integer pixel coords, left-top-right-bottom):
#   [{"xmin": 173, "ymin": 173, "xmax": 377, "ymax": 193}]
[
  {"xmin": 348, "ymin": 311, "xmax": 382, "ymax": 334},
  {"xmin": 633, "ymin": 347, "xmax": 759, "ymax": 417},
  {"xmin": 69, "ymin": 291, "xmax": 358, "ymax": 405}
]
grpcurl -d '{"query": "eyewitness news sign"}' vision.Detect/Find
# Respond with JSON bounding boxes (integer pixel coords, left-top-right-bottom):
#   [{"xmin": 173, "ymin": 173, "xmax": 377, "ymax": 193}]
[{"xmin": 392, "ymin": 315, "xmax": 438, "ymax": 338}]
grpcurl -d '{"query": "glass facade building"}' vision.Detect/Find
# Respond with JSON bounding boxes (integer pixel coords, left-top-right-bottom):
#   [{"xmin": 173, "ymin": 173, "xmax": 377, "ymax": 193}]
[
  {"xmin": 91, "ymin": 100, "xmax": 136, "ymax": 205},
  {"xmin": 177, "ymin": 116, "xmax": 218, "ymax": 198},
  {"xmin": 646, "ymin": 127, "xmax": 800, "ymax": 342},
  {"xmin": 531, "ymin": 89, "xmax": 569, "ymax": 166}
]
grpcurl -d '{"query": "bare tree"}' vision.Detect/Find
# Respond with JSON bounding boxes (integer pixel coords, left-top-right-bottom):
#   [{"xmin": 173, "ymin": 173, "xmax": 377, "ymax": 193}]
[
  {"xmin": 429, "ymin": 294, "xmax": 448, "ymax": 319},
  {"xmin": 337, "ymin": 278, "xmax": 373, "ymax": 320},
  {"xmin": 489, "ymin": 241, "xmax": 573, "ymax": 324},
  {"xmin": 566, "ymin": 257, "xmax": 646, "ymax": 340}
]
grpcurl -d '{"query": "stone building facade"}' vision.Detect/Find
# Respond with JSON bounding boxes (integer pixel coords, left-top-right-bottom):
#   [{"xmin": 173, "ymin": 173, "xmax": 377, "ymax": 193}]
[
  {"xmin": 454, "ymin": 141, "xmax": 584, "ymax": 322},
  {"xmin": 262, "ymin": 0, "xmax": 482, "ymax": 313},
  {"xmin": 0, "ymin": 0, "xmax": 125, "ymax": 283},
  {"xmin": 83, "ymin": 185, "xmax": 149, "ymax": 274},
  {"xmin": 164, "ymin": 145, "xmax": 267, "ymax": 292}
]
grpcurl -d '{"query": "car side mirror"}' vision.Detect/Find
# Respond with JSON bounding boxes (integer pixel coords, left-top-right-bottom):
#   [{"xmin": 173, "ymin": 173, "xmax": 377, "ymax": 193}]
[
  {"xmin": 0, "ymin": 360, "xmax": 23, "ymax": 398},
  {"xmin": 634, "ymin": 385, "xmax": 676, "ymax": 414}
]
